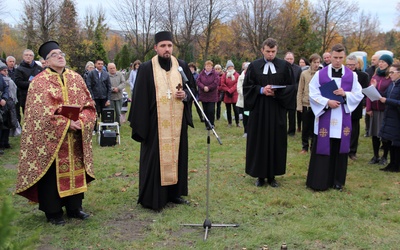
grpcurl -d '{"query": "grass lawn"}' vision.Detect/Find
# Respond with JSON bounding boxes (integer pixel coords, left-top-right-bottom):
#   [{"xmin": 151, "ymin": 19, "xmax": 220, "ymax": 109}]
[{"xmin": 1, "ymin": 107, "xmax": 400, "ymax": 249}]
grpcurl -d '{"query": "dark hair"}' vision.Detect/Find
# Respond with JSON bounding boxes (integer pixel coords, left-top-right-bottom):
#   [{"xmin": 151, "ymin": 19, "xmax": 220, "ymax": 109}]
[
  {"xmin": 95, "ymin": 59, "xmax": 104, "ymax": 64},
  {"xmin": 331, "ymin": 44, "xmax": 346, "ymax": 54},
  {"xmin": 133, "ymin": 60, "xmax": 141, "ymax": 68},
  {"xmin": 188, "ymin": 62, "xmax": 197, "ymax": 71},
  {"xmin": 299, "ymin": 57, "xmax": 310, "ymax": 65},
  {"xmin": 262, "ymin": 38, "xmax": 277, "ymax": 49}
]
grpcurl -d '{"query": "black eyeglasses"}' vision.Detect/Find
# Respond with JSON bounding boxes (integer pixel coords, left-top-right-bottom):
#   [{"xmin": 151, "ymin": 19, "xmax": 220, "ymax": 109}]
[{"xmin": 389, "ymin": 71, "xmax": 399, "ymax": 75}]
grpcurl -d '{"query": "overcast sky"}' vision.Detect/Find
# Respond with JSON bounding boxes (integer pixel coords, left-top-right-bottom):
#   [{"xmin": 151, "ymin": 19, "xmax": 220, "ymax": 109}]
[{"xmin": 2, "ymin": 0, "xmax": 398, "ymax": 32}]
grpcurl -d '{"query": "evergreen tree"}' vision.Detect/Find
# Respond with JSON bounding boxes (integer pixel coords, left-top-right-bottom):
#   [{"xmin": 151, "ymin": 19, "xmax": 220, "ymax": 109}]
[
  {"xmin": 115, "ymin": 44, "xmax": 131, "ymax": 70},
  {"xmin": 57, "ymin": 0, "xmax": 82, "ymax": 71}
]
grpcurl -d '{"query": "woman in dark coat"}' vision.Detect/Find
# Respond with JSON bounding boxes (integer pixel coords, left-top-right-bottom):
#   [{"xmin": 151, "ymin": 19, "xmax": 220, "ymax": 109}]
[
  {"xmin": 196, "ymin": 60, "xmax": 219, "ymax": 129},
  {"xmin": 378, "ymin": 63, "xmax": 400, "ymax": 172}
]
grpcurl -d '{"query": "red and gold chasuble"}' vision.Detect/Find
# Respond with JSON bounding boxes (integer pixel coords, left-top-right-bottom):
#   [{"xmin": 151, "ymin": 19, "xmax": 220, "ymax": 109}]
[
  {"xmin": 152, "ymin": 56, "xmax": 184, "ymax": 186},
  {"xmin": 15, "ymin": 68, "xmax": 96, "ymax": 202}
]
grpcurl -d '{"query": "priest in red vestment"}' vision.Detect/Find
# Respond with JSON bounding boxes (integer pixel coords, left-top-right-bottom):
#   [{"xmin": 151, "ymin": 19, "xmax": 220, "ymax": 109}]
[{"xmin": 15, "ymin": 41, "xmax": 96, "ymax": 225}]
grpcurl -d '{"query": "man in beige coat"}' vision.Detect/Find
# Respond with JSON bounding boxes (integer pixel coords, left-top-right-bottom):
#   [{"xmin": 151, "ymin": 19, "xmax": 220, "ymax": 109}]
[{"xmin": 296, "ymin": 53, "xmax": 321, "ymax": 153}]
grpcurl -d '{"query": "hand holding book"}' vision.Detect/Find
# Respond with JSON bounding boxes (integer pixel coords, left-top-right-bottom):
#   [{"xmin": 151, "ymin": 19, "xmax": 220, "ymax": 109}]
[{"xmin": 58, "ymin": 105, "xmax": 80, "ymax": 121}]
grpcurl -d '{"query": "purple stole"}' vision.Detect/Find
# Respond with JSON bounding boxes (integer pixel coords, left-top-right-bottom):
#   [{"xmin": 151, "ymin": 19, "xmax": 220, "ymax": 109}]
[{"xmin": 317, "ymin": 66, "xmax": 353, "ymax": 155}]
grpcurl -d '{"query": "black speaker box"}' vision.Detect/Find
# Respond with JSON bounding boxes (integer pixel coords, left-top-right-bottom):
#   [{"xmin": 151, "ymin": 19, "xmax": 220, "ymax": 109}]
[
  {"xmin": 101, "ymin": 108, "xmax": 114, "ymax": 123},
  {"xmin": 100, "ymin": 130, "xmax": 117, "ymax": 146}
]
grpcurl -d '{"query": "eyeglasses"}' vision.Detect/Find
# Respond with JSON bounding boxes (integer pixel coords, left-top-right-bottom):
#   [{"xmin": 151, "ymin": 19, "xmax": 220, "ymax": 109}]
[
  {"xmin": 46, "ymin": 52, "xmax": 66, "ymax": 59},
  {"xmin": 346, "ymin": 64, "xmax": 356, "ymax": 67},
  {"xmin": 389, "ymin": 71, "xmax": 399, "ymax": 75},
  {"xmin": 23, "ymin": 54, "xmax": 34, "ymax": 57}
]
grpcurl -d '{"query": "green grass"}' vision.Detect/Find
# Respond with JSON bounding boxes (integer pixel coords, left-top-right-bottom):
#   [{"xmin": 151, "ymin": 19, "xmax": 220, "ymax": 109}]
[{"xmin": 1, "ymin": 108, "xmax": 400, "ymax": 249}]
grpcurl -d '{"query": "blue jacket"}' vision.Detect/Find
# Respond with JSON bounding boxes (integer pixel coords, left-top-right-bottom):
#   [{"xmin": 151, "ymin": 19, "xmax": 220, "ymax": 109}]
[{"xmin": 379, "ymin": 79, "xmax": 400, "ymax": 146}]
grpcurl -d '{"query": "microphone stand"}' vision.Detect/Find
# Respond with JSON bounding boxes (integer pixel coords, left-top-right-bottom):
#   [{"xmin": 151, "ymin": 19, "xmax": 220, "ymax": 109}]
[{"xmin": 180, "ymin": 79, "xmax": 239, "ymax": 240}]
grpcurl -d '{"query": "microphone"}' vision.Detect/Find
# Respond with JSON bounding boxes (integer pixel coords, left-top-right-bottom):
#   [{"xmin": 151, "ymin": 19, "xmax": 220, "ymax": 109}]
[{"xmin": 178, "ymin": 66, "xmax": 189, "ymax": 83}]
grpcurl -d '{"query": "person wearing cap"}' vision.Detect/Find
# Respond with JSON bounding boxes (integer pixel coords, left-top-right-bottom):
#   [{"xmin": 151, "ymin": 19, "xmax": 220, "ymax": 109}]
[
  {"xmin": 129, "ymin": 31, "xmax": 197, "ymax": 211},
  {"xmin": 306, "ymin": 44, "xmax": 363, "ymax": 192},
  {"xmin": 221, "ymin": 60, "xmax": 240, "ymax": 127},
  {"xmin": 243, "ymin": 38, "xmax": 297, "ymax": 188},
  {"xmin": 15, "ymin": 41, "xmax": 97, "ymax": 225},
  {"xmin": 366, "ymin": 54, "xmax": 393, "ymax": 167}
]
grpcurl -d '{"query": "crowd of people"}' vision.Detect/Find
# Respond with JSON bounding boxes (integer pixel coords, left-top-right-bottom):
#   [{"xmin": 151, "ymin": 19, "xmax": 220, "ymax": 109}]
[{"xmin": 1, "ymin": 32, "xmax": 399, "ymax": 224}]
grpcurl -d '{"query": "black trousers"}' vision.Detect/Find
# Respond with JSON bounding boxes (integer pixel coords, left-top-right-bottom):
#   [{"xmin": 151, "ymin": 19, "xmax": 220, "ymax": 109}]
[
  {"xmin": 238, "ymin": 107, "xmax": 248, "ymax": 133},
  {"xmin": 38, "ymin": 162, "xmax": 83, "ymax": 218},
  {"xmin": 225, "ymin": 103, "xmax": 239, "ymax": 125},
  {"xmin": 216, "ymin": 101, "xmax": 222, "ymax": 120},
  {"xmin": 287, "ymin": 109, "xmax": 296, "ymax": 134},
  {"xmin": 301, "ymin": 107, "xmax": 314, "ymax": 151},
  {"xmin": 201, "ymin": 102, "xmax": 215, "ymax": 128},
  {"xmin": 94, "ymin": 98, "xmax": 108, "ymax": 131},
  {"xmin": 349, "ymin": 118, "xmax": 360, "ymax": 156}
]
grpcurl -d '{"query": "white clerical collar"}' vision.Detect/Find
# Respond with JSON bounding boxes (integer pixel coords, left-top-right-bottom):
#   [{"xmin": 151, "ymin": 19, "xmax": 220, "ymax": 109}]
[{"xmin": 263, "ymin": 59, "xmax": 276, "ymax": 74}]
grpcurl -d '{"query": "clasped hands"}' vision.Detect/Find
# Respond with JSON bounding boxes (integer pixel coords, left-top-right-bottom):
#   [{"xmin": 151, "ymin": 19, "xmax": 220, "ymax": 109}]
[{"xmin": 69, "ymin": 120, "xmax": 81, "ymax": 131}]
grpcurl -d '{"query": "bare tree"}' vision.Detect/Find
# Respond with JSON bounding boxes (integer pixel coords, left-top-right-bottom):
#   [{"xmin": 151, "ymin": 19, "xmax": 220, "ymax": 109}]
[
  {"xmin": 233, "ymin": 0, "xmax": 280, "ymax": 56},
  {"xmin": 314, "ymin": 0, "xmax": 359, "ymax": 53},
  {"xmin": 21, "ymin": 0, "xmax": 60, "ymax": 49},
  {"xmin": 346, "ymin": 11, "xmax": 380, "ymax": 53},
  {"xmin": 110, "ymin": 0, "xmax": 160, "ymax": 61},
  {"xmin": 198, "ymin": 0, "xmax": 230, "ymax": 63},
  {"xmin": 160, "ymin": 0, "xmax": 203, "ymax": 62}
]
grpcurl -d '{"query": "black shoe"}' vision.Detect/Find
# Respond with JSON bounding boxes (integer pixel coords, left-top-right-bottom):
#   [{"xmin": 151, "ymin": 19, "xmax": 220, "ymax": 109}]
[
  {"xmin": 170, "ymin": 197, "xmax": 190, "ymax": 205},
  {"xmin": 67, "ymin": 210, "xmax": 90, "ymax": 220},
  {"xmin": 4, "ymin": 144, "xmax": 11, "ymax": 149},
  {"xmin": 333, "ymin": 184, "xmax": 343, "ymax": 191},
  {"xmin": 47, "ymin": 217, "xmax": 66, "ymax": 226},
  {"xmin": 255, "ymin": 178, "xmax": 265, "ymax": 187},
  {"xmin": 267, "ymin": 179, "xmax": 279, "ymax": 188},
  {"xmin": 378, "ymin": 157, "xmax": 388, "ymax": 165},
  {"xmin": 380, "ymin": 164, "xmax": 395, "ymax": 172},
  {"xmin": 368, "ymin": 156, "xmax": 380, "ymax": 164}
]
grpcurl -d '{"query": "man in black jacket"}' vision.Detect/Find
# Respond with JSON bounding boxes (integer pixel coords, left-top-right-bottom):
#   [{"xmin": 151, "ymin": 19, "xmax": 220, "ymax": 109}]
[
  {"xmin": 14, "ymin": 49, "xmax": 43, "ymax": 114},
  {"xmin": 85, "ymin": 59, "xmax": 111, "ymax": 133}
]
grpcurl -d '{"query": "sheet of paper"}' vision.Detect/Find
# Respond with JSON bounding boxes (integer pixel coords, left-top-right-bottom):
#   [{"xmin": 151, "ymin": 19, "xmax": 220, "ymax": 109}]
[{"xmin": 362, "ymin": 85, "xmax": 382, "ymax": 102}]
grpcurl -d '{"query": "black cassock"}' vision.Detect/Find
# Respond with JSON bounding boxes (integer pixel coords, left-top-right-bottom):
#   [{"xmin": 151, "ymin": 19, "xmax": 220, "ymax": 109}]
[
  {"xmin": 129, "ymin": 56, "xmax": 196, "ymax": 210},
  {"xmin": 243, "ymin": 57, "xmax": 296, "ymax": 180}
]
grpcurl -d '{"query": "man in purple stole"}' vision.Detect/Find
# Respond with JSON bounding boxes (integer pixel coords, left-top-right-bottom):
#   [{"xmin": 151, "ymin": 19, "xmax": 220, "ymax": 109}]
[{"xmin": 306, "ymin": 44, "xmax": 363, "ymax": 191}]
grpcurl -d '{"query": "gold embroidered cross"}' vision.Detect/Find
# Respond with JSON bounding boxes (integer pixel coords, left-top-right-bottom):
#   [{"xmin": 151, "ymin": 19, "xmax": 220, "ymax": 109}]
[
  {"xmin": 319, "ymin": 128, "xmax": 328, "ymax": 137},
  {"xmin": 343, "ymin": 126, "xmax": 351, "ymax": 136}
]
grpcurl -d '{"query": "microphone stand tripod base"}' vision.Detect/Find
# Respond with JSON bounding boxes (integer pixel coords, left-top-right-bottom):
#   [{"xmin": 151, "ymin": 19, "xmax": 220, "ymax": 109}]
[{"xmin": 181, "ymin": 219, "xmax": 239, "ymax": 240}]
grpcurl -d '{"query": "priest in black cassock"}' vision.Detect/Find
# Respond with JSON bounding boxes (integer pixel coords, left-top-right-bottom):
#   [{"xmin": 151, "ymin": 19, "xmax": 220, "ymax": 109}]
[
  {"xmin": 129, "ymin": 31, "xmax": 196, "ymax": 211},
  {"xmin": 243, "ymin": 38, "xmax": 296, "ymax": 187}
]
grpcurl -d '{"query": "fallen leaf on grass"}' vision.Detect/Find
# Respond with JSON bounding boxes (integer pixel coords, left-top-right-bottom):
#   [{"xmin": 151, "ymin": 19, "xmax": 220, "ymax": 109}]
[{"xmin": 114, "ymin": 172, "xmax": 122, "ymax": 176}]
